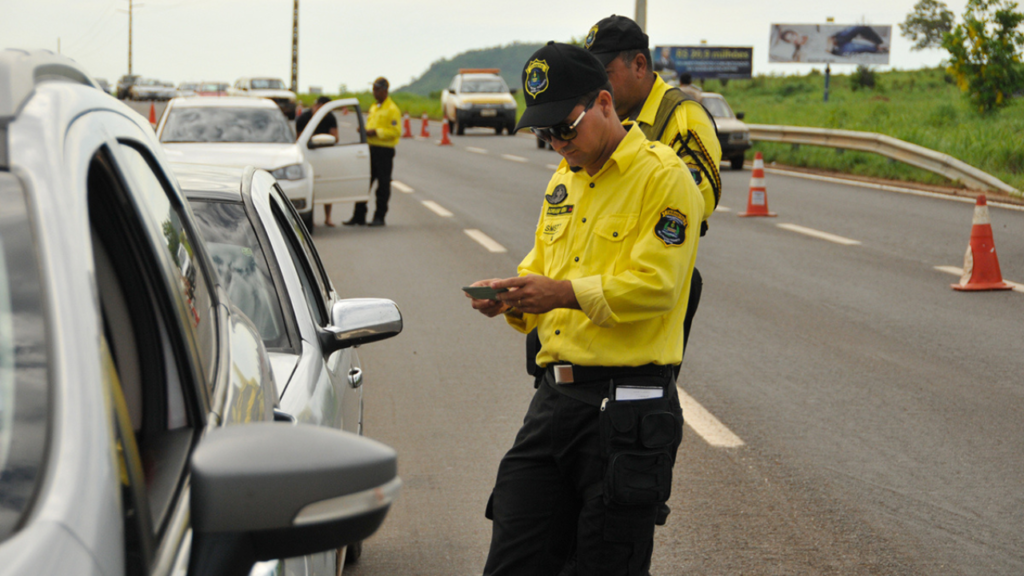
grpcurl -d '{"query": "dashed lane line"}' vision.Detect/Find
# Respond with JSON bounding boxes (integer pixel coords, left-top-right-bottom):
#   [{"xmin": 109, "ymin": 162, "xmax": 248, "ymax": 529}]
[
  {"xmin": 464, "ymin": 229, "xmax": 507, "ymax": 253},
  {"xmin": 393, "ymin": 180, "xmax": 414, "ymax": 194},
  {"xmin": 421, "ymin": 200, "xmax": 453, "ymax": 217},
  {"xmin": 546, "ymin": 164, "xmax": 560, "ymax": 171},
  {"xmin": 776, "ymin": 223, "xmax": 862, "ymax": 246},
  {"xmin": 934, "ymin": 265, "xmax": 1024, "ymax": 293},
  {"xmin": 715, "ymin": 205, "xmax": 732, "ymax": 212},
  {"xmin": 677, "ymin": 387, "xmax": 745, "ymax": 448},
  {"xmin": 502, "ymin": 154, "xmax": 529, "ymax": 163},
  {"xmin": 466, "ymin": 147, "xmax": 488, "ymax": 155}
]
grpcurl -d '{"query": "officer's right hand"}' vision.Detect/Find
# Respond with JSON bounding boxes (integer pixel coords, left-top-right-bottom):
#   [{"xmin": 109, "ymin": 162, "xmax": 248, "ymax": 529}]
[{"xmin": 466, "ymin": 279, "xmax": 510, "ymax": 318}]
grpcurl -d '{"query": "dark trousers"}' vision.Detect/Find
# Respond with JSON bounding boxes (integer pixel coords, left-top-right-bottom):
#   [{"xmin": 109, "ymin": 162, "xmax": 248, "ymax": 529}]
[
  {"xmin": 484, "ymin": 375, "xmax": 681, "ymax": 576},
  {"xmin": 351, "ymin": 146, "xmax": 395, "ymax": 222}
]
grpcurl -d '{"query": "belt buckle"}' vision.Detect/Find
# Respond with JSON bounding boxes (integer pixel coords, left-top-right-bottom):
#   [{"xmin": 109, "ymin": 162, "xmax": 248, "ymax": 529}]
[{"xmin": 553, "ymin": 365, "xmax": 574, "ymax": 385}]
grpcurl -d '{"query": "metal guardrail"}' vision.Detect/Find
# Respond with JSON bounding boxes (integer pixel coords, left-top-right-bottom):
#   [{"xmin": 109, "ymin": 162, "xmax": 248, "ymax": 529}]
[{"xmin": 748, "ymin": 124, "xmax": 1021, "ymax": 198}]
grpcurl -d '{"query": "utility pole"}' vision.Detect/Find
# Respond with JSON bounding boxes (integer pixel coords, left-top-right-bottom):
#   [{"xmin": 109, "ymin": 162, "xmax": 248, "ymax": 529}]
[
  {"xmin": 635, "ymin": 0, "xmax": 647, "ymax": 32},
  {"xmin": 128, "ymin": 0, "xmax": 133, "ymax": 75},
  {"xmin": 290, "ymin": 0, "xmax": 299, "ymax": 93}
]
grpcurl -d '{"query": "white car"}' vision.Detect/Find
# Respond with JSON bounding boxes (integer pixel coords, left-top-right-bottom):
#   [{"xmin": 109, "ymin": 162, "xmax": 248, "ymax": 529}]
[
  {"xmin": 156, "ymin": 96, "xmax": 370, "ymax": 232},
  {"xmin": 230, "ymin": 76, "xmax": 299, "ymax": 118},
  {"xmin": 130, "ymin": 77, "xmax": 177, "ymax": 100}
]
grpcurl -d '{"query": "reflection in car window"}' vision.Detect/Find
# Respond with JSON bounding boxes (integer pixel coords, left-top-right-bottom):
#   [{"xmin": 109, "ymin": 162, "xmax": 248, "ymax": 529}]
[
  {"xmin": 117, "ymin": 144, "xmax": 216, "ymax": 391},
  {"xmin": 269, "ymin": 189, "xmax": 329, "ymax": 326},
  {"xmin": 701, "ymin": 97, "xmax": 734, "ymax": 119},
  {"xmin": 160, "ymin": 107, "xmax": 294, "ymax": 143},
  {"xmin": 190, "ymin": 201, "xmax": 291, "ymax": 351},
  {"xmin": 462, "ymin": 79, "xmax": 508, "ymax": 93},
  {"xmin": 0, "ymin": 180, "xmax": 50, "ymax": 541},
  {"xmin": 251, "ymin": 79, "xmax": 285, "ymax": 90}
]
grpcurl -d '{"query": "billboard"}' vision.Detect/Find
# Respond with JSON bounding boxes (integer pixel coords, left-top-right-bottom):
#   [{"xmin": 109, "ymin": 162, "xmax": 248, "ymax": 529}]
[
  {"xmin": 653, "ymin": 46, "xmax": 753, "ymax": 80},
  {"xmin": 769, "ymin": 24, "xmax": 892, "ymax": 65}
]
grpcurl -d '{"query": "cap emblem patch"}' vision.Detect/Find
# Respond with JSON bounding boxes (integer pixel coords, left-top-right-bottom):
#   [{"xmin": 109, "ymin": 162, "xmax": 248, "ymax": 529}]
[
  {"xmin": 525, "ymin": 59, "xmax": 550, "ymax": 99},
  {"xmin": 585, "ymin": 26, "xmax": 599, "ymax": 49}
]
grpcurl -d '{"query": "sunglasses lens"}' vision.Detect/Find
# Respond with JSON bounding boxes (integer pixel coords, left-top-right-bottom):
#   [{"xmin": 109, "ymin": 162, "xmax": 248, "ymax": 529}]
[{"xmin": 531, "ymin": 126, "xmax": 575, "ymax": 143}]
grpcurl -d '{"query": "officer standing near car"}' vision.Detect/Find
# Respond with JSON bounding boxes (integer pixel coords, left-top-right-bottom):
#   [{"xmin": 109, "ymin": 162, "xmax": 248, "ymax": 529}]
[
  {"xmin": 467, "ymin": 42, "xmax": 703, "ymax": 576},
  {"xmin": 585, "ymin": 15, "xmax": 721, "ymax": 355},
  {"xmin": 343, "ymin": 77, "xmax": 401, "ymax": 227},
  {"xmin": 296, "ymin": 96, "xmax": 340, "ymax": 226}
]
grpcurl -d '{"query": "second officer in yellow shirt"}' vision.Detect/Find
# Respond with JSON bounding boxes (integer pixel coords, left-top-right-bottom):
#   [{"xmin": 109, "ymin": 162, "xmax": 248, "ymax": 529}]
[
  {"xmin": 468, "ymin": 42, "xmax": 704, "ymax": 576},
  {"xmin": 344, "ymin": 76, "xmax": 402, "ymax": 227}
]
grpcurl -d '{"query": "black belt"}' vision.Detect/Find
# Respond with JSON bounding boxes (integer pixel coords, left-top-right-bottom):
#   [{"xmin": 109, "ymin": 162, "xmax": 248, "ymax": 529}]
[{"xmin": 544, "ymin": 363, "xmax": 673, "ymax": 385}]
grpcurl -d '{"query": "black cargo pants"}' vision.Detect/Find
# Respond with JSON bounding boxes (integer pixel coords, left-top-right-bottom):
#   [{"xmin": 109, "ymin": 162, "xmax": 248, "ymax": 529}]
[
  {"xmin": 351, "ymin": 145, "xmax": 395, "ymax": 223},
  {"xmin": 483, "ymin": 371, "xmax": 682, "ymax": 576}
]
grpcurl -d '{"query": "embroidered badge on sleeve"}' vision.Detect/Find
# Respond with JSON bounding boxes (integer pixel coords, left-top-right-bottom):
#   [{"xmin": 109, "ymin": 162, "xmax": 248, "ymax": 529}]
[{"xmin": 655, "ymin": 208, "xmax": 687, "ymax": 246}]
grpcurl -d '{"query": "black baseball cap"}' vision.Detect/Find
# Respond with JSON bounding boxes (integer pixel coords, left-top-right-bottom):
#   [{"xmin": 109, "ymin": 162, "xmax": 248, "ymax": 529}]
[
  {"xmin": 584, "ymin": 15, "xmax": 650, "ymax": 66},
  {"xmin": 514, "ymin": 41, "xmax": 608, "ymax": 132}
]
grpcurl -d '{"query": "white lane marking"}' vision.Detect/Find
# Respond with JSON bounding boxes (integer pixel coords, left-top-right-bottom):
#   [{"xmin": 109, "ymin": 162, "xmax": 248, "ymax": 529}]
[
  {"xmin": 464, "ymin": 229, "xmax": 507, "ymax": 253},
  {"xmin": 715, "ymin": 205, "xmax": 732, "ymax": 212},
  {"xmin": 466, "ymin": 147, "xmax": 488, "ymax": 155},
  {"xmin": 421, "ymin": 200, "xmax": 453, "ymax": 217},
  {"xmin": 546, "ymin": 164, "xmax": 560, "ymax": 171},
  {"xmin": 677, "ymin": 387, "xmax": 744, "ymax": 448},
  {"xmin": 393, "ymin": 180, "xmax": 414, "ymax": 194},
  {"xmin": 776, "ymin": 223, "xmax": 862, "ymax": 246},
  {"xmin": 761, "ymin": 167, "xmax": 1024, "ymax": 213},
  {"xmin": 502, "ymin": 154, "xmax": 528, "ymax": 163},
  {"xmin": 934, "ymin": 266, "xmax": 1024, "ymax": 292}
]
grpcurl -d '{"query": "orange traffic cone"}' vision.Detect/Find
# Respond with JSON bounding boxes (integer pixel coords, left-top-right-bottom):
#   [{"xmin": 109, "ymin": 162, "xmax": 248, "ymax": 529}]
[
  {"xmin": 402, "ymin": 113, "xmax": 413, "ymax": 139},
  {"xmin": 420, "ymin": 113, "xmax": 430, "ymax": 137},
  {"xmin": 148, "ymin": 102, "xmax": 156, "ymax": 125},
  {"xmin": 952, "ymin": 195, "xmax": 1012, "ymax": 291},
  {"xmin": 439, "ymin": 121, "xmax": 452, "ymax": 146},
  {"xmin": 738, "ymin": 152, "xmax": 776, "ymax": 217}
]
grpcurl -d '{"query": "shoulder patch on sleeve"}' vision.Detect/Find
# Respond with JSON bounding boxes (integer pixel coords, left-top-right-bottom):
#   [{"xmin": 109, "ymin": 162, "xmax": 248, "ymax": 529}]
[{"xmin": 654, "ymin": 208, "xmax": 687, "ymax": 246}]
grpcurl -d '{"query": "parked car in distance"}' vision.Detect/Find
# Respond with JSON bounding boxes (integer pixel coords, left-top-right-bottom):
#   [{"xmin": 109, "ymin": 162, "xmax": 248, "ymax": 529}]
[
  {"xmin": 174, "ymin": 163, "xmax": 404, "ymax": 567},
  {"xmin": 158, "ymin": 96, "xmax": 370, "ymax": 233},
  {"xmin": 94, "ymin": 77, "xmax": 111, "ymax": 95},
  {"xmin": 441, "ymin": 68, "xmax": 518, "ymax": 135},
  {"xmin": 231, "ymin": 77, "xmax": 298, "ymax": 119},
  {"xmin": 0, "ymin": 48, "xmax": 400, "ymax": 576},
  {"xmin": 130, "ymin": 77, "xmax": 176, "ymax": 100},
  {"xmin": 116, "ymin": 72, "xmax": 140, "ymax": 99},
  {"xmin": 197, "ymin": 81, "xmax": 230, "ymax": 97},
  {"xmin": 697, "ymin": 91, "xmax": 751, "ymax": 170},
  {"xmin": 177, "ymin": 81, "xmax": 200, "ymax": 98}
]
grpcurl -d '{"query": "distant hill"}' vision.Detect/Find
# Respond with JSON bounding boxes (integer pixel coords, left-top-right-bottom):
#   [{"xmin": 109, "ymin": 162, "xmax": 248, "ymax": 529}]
[{"xmin": 398, "ymin": 43, "xmax": 545, "ymax": 96}]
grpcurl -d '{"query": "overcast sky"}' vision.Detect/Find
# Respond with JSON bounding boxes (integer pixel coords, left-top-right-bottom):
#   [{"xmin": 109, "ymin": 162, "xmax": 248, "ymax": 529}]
[{"xmin": 5, "ymin": 0, "xmax": 967, "ymax": 91}]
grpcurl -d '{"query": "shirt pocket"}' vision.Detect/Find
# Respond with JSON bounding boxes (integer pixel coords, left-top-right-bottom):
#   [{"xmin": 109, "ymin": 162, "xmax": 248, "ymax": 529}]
[
  {"xmin": 589, "ymin": 214, "xmax": 638, "ymax": 273},
  {"xmin": 539, "ymin": 216, "xmax": 571, "ymax": 262}
]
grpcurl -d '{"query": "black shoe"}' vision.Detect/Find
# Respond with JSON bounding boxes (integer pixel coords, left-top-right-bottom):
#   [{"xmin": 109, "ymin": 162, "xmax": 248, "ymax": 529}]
[
  {"xmin": 368, "ymin": 219, "xmax": 386, "ymax": 227},
  {"xmin": 342, "ymin": 218, "xmax": 366, "ymax": 226}
]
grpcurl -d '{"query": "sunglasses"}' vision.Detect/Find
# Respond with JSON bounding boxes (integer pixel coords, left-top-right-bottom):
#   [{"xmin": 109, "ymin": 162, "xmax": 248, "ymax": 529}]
[{"xmin": 531, "ymin": 97, "xmax": 597, "ymax": 143}]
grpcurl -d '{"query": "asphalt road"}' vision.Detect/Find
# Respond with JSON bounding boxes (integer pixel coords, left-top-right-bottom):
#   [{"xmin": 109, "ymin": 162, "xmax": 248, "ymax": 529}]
[{"xmin": 131, "ymin": 97, "xmax": 1024, "ymax": 574}]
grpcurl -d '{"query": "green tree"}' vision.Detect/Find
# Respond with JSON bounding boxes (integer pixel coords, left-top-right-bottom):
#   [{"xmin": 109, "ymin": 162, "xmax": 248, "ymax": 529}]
[
  {"xmin": 942, "ymin": 0, "xmax": 1024, "ymax": 112},
  {"xmin": 901, "ymin": 0, "xmax": 956, "ymax": 50}
]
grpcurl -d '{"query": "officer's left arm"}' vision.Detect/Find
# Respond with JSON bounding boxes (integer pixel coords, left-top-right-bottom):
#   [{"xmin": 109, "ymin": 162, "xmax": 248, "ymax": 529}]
[
  {"xmin": 571, "ymin": 163, "xmax": 705, "ymax": 328},
  {"xmin": 374, "ymin": 104, "xmax": 403, "ymax": 142},
  {"xmin": 669, "ymin": 102, "xmax": 721, "ymax": 219}
]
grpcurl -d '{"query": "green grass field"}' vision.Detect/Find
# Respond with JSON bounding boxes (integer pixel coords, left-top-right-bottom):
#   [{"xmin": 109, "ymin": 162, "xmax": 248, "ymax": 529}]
[{"xmin": 301, "ymin": 67, "xmax": 1022, "ymax": 192}]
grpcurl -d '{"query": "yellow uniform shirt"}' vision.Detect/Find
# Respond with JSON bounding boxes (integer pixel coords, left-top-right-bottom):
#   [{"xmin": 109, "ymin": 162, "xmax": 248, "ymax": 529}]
[
  {"xmin": 630, "ymin": 75, "xmax": 721, "ymax": 225},
  {"xmin": 366, "ymin": 97, "xmax": 402, "ymax": 148},
  {"xmin": 505, "ymin": 126, "xmax": 705, "ymax": 367}
]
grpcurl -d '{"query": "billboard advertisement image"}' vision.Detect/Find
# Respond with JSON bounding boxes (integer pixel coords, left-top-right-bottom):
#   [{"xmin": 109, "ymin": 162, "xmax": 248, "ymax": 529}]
[
  {"xmin": 769, "ymin": 24, "xmax": 892, "ymax": 65},
  {"xmin": 653, "ymin": 46, "xmax": 753, "ymax": 81}
]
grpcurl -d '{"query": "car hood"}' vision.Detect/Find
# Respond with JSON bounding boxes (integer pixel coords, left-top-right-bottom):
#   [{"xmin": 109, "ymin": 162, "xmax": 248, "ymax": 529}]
[
  {"xmin": 267, "ymin": 352, "xmax": 299, "ymax": 394},
  {"xmin": 161, "ymin": 142, "xmax": 304, "ymax": 170},
  {"xmin": 713, "ymin": 117, "xmax": 749, "ymax": 133},
  {"xmin": 249, "ymin": 89, "xmax": 296, "ymax": 100}
]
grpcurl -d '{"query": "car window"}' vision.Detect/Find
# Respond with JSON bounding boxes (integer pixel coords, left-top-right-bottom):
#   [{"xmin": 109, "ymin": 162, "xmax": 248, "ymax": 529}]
[
  {"xmin": 0, "ymin": 177, "xmax": 50, "ymax": 542},
  {"xmin": 190, "ymin": 200, "xmax": 292, "ymax": 351},
  {"xmin": 701, "ymin": 97, "xmax": 734, "ymax": 119},
  {"xmin": 269, "ymin": 186, "xmax": 329, "ymax": 326},
  {"xmin": 251, "ymin": 79, "xmax": 285, "ymax": 90},
  {"xmin": 161, "ymin": 107, "xmax": 294, "ymax": 144},
  {"xmin": 330, "ymin": 105, "xmax": 363, "ymax": 146},
  {"xmin": 462, "ymin": 79, "xmax": 508, "ymax": 93}
]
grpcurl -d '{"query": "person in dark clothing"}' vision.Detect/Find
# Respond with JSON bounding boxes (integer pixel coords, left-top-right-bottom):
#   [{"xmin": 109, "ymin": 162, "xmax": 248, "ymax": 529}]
[{"xmin": 295, "ymin": 96, "xmax": 340, "ymax": 225}]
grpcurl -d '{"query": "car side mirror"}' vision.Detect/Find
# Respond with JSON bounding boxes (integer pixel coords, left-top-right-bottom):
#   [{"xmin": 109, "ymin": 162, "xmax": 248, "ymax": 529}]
[
  {"xmin": 735, "ymin": 112, "xmax": 745, "ymax": 120},
  {"xmin": 319, "ymin": 298, "xmax": 403, "ymax": 355},
  {"xmin": 308, "ymin": 134, "xmax": 337, "ymax": 149},
  {"xmin": 187, "ymin": 423, "xmax": 399, "ymax": 576}
]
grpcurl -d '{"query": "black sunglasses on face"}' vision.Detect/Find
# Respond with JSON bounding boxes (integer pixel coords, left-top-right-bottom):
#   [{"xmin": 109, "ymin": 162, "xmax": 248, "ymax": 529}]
[{"xmin": 531, "ymin": 97, "xmax": 597, "ymax": 143}]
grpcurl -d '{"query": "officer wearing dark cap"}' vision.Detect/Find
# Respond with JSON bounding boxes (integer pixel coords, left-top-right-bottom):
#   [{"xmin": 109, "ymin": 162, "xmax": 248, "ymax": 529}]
[
  {"xmin": 586, "ymin": 14, "xmax": 722, "ymax": 359},
  {"xmin": 466, "ymin": 42, "xmax": 703, "ymax": 576}
]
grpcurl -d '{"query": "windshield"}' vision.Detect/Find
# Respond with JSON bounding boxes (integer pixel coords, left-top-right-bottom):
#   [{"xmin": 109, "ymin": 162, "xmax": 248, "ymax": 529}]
[
  {"xmin": 190, "ymin": 201, "xmax": 290, "ymax": 350},
  {"xmin": 200, "ymin": 83, "xmax": 228, "ymax": 93},
  {"xmin": 251, "ymin": 79, "xmax": 285, "ymax": 90},
  {"xmin": 161, "ymin": 107, "xmax": 294, "ymax": 143},
  {"xmin": 701, "ymin": 97, "xmax": 735, "ymax": 119},
  {"xmin": 462, "ymin": 79, "xmax": 508, "ymax": 94}
]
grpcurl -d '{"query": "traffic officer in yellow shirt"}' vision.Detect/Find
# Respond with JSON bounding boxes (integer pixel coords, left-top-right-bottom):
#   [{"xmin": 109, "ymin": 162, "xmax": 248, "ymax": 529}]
[
  {"xmin": 467, "ymin": 42, "xmax": 703, "ymax": 576},
  {"xmin": 585, "ymin": 14, "xmax": 721, "ymax": 355},
  {"xmin": 344, "ymin": 76, "xmax": 402, "ymax": 227}
]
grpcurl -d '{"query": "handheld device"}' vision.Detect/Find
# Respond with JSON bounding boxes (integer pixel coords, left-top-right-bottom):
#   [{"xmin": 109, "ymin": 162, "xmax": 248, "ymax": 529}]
[{"xmin": 462, "ymin": 286, "xmax": 509, "ymax": 300}]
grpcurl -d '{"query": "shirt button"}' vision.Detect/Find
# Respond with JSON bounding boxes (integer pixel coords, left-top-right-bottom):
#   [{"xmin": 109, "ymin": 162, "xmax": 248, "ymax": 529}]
[
  {"xmin": 582, "ymin": 218, "xmax": 587, "ymax": 223},
  {"xmin": 589, "ymin": 183, "xmax": 595, "ymax": 188},
  {"xmin": 574, "ymin": 256, "xmax": 579, "ymax": 262},
  {"xmin": 612, "ymin": 232, "xmax": 618, "ymax": 238},
  {"xmin": 555, "ymin": 330, "xmax": 561, "ymax": 335}
]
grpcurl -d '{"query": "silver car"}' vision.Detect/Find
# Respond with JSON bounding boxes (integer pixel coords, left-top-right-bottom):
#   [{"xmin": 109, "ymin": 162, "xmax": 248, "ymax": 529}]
[{"xmin": 0, "ymin": 48, "xmax": 401, "ymax": 576}]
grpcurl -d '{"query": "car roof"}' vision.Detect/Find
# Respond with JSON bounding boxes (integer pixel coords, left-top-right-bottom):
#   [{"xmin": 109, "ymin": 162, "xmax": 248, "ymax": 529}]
[
  {"xmin": 461, "ymin": 73, "xmax": 503, "ymax": 80},
  {"xmin": 169, "ymin": 96, "xmax": 279, "ymax": 109},
  {"xmin": 171, "ymin": 162, "xmax": 246, "ymax": 201}
]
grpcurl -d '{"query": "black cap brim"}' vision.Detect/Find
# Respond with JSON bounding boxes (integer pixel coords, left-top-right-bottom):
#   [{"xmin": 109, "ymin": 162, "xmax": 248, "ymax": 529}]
[
  {"xmin": 591, "ymin": 51, "xmax": 619, "ymax": 67},
  {"xmin": 514, "ymin": 95, "xmax": 580, "ymax": 132}
]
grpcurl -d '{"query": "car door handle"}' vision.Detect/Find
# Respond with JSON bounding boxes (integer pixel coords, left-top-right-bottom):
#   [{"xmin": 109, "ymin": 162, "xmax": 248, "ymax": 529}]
[
  {"xmin": 348, "ymin": 367, "xmax": 364, "ymax": 389},
  {"xmin": 273, "ymin": 408, "xmax": 296, "ymax": 424}
]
